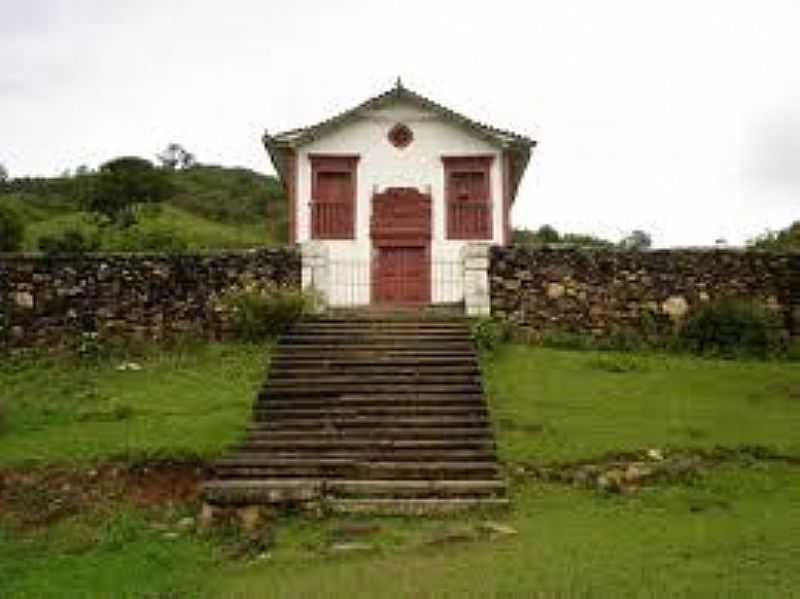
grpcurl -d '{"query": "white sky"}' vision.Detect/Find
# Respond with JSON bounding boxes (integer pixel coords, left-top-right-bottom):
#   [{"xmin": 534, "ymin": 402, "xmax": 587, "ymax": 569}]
[{"xmin": 1, "ymin": 0, "xmax": 799, "ymax": 246}]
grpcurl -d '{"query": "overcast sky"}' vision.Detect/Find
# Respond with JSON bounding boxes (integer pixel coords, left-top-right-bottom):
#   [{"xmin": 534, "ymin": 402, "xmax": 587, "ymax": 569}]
[{"xmin": 2, "ymin": 0, "xmax": 799, "ymax": 246}]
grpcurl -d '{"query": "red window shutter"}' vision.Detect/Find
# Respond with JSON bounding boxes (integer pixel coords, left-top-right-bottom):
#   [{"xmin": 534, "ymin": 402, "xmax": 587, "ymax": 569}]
[
  {"xmin": 310, "ymin": 155, "xmax": 358, "ymax": 239},
  {"xmin": 443, "ymin": 156, "xmax": 493, "ymax": 240}
]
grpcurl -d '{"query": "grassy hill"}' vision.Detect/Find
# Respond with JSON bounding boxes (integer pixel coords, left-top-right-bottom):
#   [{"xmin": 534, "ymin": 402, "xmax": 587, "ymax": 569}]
[{"xmin": 0, "ymin": 165, "xmax": 288, "ymax": 251}]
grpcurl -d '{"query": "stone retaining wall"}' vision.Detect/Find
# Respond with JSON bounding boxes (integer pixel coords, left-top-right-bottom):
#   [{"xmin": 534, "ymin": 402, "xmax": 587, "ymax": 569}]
[
  {"xmin": 490, "ymin": 246, "xmax": 800, "ymax": 339},
  {"xmin": 0, "ymin": 248, "xmax": 300, "ymax": 347}
]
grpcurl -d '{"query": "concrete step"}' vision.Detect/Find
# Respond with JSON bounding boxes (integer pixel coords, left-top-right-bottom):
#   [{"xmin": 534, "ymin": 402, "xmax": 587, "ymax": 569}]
[
  {"xmin": 252, "ymin": 406, "xmax": 488, "ymax": 418},
  {"xmin": 312, "ymin": 313, "xmax": 467, "ymax": 323},
  {"xmin": 276, "ymin": 345, "xmax": 475, "ymax": 354},
  {"xmin": 327, "ymin": 479, "xmax": 505, "ymax": 498},
  {"xmin": 202, "ymin": 479, "xmax": 504, "ymax": 504},
  {"xmin": 260, "ymin": 395, "xmax": 485, "ymax": 409},
  {"xmin": 279, "ymin": 337, "xmax": 474, "ymax": 346},
  {"xmin": 212, "ymin": 461, "xmax": 499, "ymax": 480},
  {"xmin": 214, "ymin": 449, "xmax": 496, "ymax": 463},
  {"xmin": 202, "ymin": 479, "xmax": 323, "ymax": 504},
  {"xmin": 268, "ymin": 365, "xmax": 480, "ymax": 377},
  {"xmin": 295, "ymin": 320, "xmax": 468, "ymax": 328},
  {"xmin": 264, "ymin": 374, "xmax": 482, "ymax": 386},
  {"xmin": 242, "ymin": 427, "xmax": 494, "ymax": 441},
  {"xmin": 328, "ymin": 498, "xmax": 509, "ymax": 515},
  {"xmin": 258, "ymin": 385, "xmax": 482, "ymax": 399},
  {"xmin": 268, "ymin": 356, "xmax": 479, "ymax": 367},
  {"xmin": 249, "ymin": 415, "xmax": 491, "ymax": 429},
  {"xmin": 230, "ymin": 438, "xmax": 495, "ymax": 452},
  {"xmin": 284, "ymin": 328, "xmax": 473, "ymax": 337}
]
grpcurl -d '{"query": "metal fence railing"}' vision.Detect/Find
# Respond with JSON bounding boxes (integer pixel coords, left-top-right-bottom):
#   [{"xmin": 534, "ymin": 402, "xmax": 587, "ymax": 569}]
[{"xmin": 325, "ymin": 259, "xmax": 464, "ymax": 307}]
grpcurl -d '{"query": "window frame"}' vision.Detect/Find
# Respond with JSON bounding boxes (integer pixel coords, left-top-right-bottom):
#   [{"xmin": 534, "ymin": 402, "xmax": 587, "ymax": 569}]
[
  {"xmin": 309, "ymin": 154, "xmax": 359, "ymax": 240},
  {"xmin": 442, "ymin": 155, "xmax": 494, "ymax": 240}
]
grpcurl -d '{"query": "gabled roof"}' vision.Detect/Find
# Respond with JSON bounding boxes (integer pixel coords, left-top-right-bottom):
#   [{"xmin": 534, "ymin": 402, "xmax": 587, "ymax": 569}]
[{"xmin": 263, "ymin": 80, "xmax": 537, "ymax": 201}]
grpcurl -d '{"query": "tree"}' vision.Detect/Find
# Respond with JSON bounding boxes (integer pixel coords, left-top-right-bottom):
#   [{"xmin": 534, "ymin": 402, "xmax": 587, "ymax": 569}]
[
  {"xmin": 619, "ymin": 229, "xmax": 652, "ymax": 250},
  {"xmin": 535, "ymin": 224, "xmax": 560, "ymax": 244},
  {"xmin": 157, "ymin": 143, "xmax": 196, "ymax": 170},
  {"xmin": 0, "ymin": 163, "xmax": 8, "ymax": 183},
  {"xmin": 87, "ymin": 156, "xmax": 173, "ymax": 227},
  {"xmin": 513, "ymin": 224, "xmax": 560, "ymax": 244},
  {"xmin": 512, "ymin": 225, "xmax": 613, "ymax": 247},
  {"xmin": 560, "ymin": 232, "xmax": 614, "ymax": 247},
  {"xmin": 71, "ymin": 165, "xmax": 96, "ymax": 207},
  {"xmin": 37, "ymin": 229, "xmax": 101, "ymax": 254},
  {"xmin": 0, "ymin": 204, "xmax": 25, "ymax": 251},
  {"xmin": 748, "ymin": 221, "xmax": 800, "ymax": 252}
]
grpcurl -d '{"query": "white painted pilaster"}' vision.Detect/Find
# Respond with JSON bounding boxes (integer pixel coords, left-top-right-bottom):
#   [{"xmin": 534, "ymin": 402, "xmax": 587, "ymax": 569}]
[
  {"xmin": 301, "ymin": 241, "xmax": 330, "ymax": 312},
  {"xmin": 462, "ymin": 243, "xmax": 492, "ymax": 317}
]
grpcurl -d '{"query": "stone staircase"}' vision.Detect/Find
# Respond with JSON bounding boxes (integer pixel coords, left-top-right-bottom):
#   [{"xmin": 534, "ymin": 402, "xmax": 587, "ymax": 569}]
[{"xmin": 202, "ymin": 317, "xmax": 506, "ymax": 513}]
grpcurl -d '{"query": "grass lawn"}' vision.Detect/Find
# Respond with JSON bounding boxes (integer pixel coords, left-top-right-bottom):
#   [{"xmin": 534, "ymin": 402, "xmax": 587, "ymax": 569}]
[
  {"xmin": 0, "ymin": 343, "xmax": 265, "ymax": 465},
  {"xmin": 484, "ymin": 346, "xmax": 800, "ymax": 464},
  {"xmin": 1, "ymin": 343, "xmax": 799, "ymax": 597}
]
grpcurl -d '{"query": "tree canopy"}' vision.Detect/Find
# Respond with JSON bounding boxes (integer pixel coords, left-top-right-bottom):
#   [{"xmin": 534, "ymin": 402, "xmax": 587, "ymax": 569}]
[
  {"xmin": 619, "ymin": 229, "xmax": 653, "ymax": 250},
  {"xmin": 512, "ymin": 225, "xmax": 613, "ymax": 247},
  {"xmin": 157, "ymin": 144, "xmax": 196, "ymax": 171},
  {"xmin": 0, "ymin": 204, "xmax": 25, "ymax": 251},
  {"xmin": 749, "ymin": 221, "xmax": 800, "ymax": 252},
  {"xmin": 87, "ymin": 156, "xmax": 173, "ymax": 226}
]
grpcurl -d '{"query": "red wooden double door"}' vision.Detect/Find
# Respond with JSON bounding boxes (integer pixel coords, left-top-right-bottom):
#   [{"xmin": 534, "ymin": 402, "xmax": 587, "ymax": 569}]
[{"xmin": 371, "ymin": 188, "xmax": 432, "ymax": 305}]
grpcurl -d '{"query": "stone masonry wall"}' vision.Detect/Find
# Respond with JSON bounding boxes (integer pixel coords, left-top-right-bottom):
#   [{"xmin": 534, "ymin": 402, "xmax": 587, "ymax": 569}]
[
  {"xmin": 0, "ymin": 248, "xmax": 300, "ymax": 347},
  {"xmin": 490, "ymin": 246, "xmax": 800, "ymax": 339}
]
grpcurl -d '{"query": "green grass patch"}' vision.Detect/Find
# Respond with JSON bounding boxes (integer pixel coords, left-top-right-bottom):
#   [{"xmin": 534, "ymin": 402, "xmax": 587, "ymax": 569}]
[
  {"xmin": 0, "ymin": 505, "xmax": 220, "ymax": 598},
  {"xmin": 0, "ymin": 343, "xmax": 265, "ymax": 466},
  {"xmin": 484, "ymin": 345, "xmax": 800, "ymax": 464}
]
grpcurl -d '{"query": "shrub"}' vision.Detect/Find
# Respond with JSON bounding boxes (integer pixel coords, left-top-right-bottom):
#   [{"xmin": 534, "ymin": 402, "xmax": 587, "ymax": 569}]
[
  {"xmin": 678, "ymin": 298, "xmax": 784, "ymax": 358},
  {"xmin": 106, "ymin": 226, "xmax": 189, "ymax": 253},
  {"xmin": 787, "ymin": 341, "xmax": 800, "ymax": 362},
  {"xmin": 38, "ymin": 228, "xmax": 101, "ymax": 254},
  {"xmin": 214, "ymin": 279, "xmax": 314, "ymax": 341},
  {"xmin": 472, "ymin": 318, "xmax": 512, "ymax": 353},
  {"xmin": 0, "ymin": 204, "xmax": 25, "ymax": 251},
  {"xmin": 68, "ymin": 331, "xmax": 110, "ymax": 364},
  {"xmin": 594, "ymin": 325, "xmax": 647, "ymax": 352},
  {"xmin": 538, "ymin": 328, "xmax": 596, "ymax": 351}
]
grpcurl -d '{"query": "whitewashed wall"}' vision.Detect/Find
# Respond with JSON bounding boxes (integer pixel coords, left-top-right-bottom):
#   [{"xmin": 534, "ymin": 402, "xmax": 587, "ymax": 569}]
[{"xmin": 295, "ymin": 100, "xmax": 504, "ymax": 306}]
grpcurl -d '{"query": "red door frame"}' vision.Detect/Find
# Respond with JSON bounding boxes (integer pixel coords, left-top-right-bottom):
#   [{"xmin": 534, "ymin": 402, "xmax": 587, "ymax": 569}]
[{"xmin": 370, "ymin": 187, "xmax": 432, "ymax": 305}]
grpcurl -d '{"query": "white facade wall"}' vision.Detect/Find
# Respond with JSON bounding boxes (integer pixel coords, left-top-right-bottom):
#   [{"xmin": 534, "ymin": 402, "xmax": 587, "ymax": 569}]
[{"xmin": 295, "ymin": 100, "xmax": 504, "ymax": 306}]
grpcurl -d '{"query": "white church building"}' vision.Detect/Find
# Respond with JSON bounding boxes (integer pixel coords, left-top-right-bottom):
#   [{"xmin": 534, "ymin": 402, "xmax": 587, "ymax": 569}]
[{"xmin": 264, "ymin": 81, "xmax": 535, "ymax": 311}]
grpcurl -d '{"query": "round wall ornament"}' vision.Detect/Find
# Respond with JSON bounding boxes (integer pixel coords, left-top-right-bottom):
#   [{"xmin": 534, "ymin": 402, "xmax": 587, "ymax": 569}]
[{"xmin": 388, "ymin": 123, "xmax": 413, "ymax": 149}]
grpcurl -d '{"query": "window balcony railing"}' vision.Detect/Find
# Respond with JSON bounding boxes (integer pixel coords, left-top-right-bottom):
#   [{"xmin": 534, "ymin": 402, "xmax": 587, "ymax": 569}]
[
  {"xmin": 311, "ymin": 201, "xmax": 354, "ymax": 239},
  {"xmin": 447, "ymin": 201, "xmax": 492, "ymax": 240}
]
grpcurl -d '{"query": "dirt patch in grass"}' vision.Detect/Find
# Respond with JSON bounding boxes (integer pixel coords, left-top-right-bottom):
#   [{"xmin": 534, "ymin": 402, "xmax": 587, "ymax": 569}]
[
  {"xmin": 0, "ymin": 458, "xmax": 208, "ymax": 528},
  {"xmin": 124, "ymin": 461, "xmax": 204, "ymax": 506}
]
